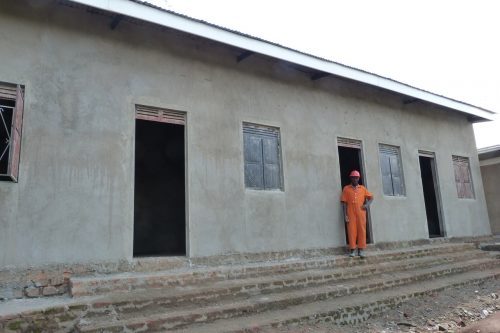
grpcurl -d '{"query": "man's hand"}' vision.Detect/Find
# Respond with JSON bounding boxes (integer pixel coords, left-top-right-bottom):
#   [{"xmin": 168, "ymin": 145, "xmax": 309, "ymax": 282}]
[
  {"xmin": 363, "ymin": 198, "xmax": 373, "ymax": 211},
  {"xmin": 344, "ymin": 215, "xmax": 349, "ymax": 223}
]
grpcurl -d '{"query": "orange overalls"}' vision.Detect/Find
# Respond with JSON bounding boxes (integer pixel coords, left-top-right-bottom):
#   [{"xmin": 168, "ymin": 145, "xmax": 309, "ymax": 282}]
[{"xmin": 341, "ymin": 185, "xmax": 373, "ymax": 250}]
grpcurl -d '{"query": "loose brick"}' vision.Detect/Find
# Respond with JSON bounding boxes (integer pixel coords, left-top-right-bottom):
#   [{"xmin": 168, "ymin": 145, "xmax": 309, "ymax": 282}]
[
  {"xmin": 49, "ymin": 275, "xmax": 66, "ymax": 286},
  {"xmin": 24, "ymin": 286, "xmax": 41, "ymax": 297},
  {"xmin": 92, "ymin": 301, "xmax": 112, "ymax": 309},
  {"xmin": 42, "ymin": 286, "xmax": 59, "ymax": 296},
  {"xmin": 31, "ymin": 278, "xmax": 50, "ymax": 288}
]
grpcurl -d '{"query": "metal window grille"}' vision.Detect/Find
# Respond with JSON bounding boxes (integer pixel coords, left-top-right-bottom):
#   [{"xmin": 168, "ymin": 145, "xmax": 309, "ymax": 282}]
[
  {"xmin": 452, "ymin": 155, "xmax": 474, "ymax": 199},
  {"xmin": 379, "ymin": 144, "xmax": 405, "ymax": 196},
  {"xmin": 243, "ymin": 123, "xmax": 283, "ymax": 190},
  {"xmin": 0, "ymin": 83, "xmax": 24, "ymax": 182}
]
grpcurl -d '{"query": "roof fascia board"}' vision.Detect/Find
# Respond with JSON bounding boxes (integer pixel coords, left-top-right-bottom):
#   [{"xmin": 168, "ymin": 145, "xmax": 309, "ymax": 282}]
[
  {"xmin": 70, "ymin": 0, "xmax": 495, "ymax": 121},
  {"xmin": 479, "ymin": 156, "xmax": 500, "ymax": 167},
  {"xmin": 478, "ymin": 145, "xmax": 500, "ymax": 155},
  {"xmin": 478, "ymin": 146, "xmax": 500, "ymax": 161}
]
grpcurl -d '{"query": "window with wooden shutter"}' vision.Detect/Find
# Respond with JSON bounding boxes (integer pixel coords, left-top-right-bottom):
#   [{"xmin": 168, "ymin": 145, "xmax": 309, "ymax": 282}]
[
  {"xmin": 379, "ymin": 144, "xmax": 405, "ymax": 196},
  {"xmin": 452, "ymin": 156, "xmax": 474, "ymax": 199},
  {"xmin": 243, "ymin": 123, "xmax": 283, "ymax": 190},
  {"xmin": 0, "ymin": 83, "xmax": 24, "ymax": 182}
]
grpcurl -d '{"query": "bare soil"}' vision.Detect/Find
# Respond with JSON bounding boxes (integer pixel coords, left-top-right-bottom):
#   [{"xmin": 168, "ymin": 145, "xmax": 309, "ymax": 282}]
[{"xmin": 264, "ymin": 279, "xmax": 500, "ymax": 333}]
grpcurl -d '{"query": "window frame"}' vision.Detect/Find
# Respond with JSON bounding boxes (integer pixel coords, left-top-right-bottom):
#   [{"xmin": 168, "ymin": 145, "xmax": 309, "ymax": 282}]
[
  {"xmin": 242, "ymin": 122, "xmax": 284, "ymax": 191},
  {"xmin": 0, "ymin": 83, "xmax": 24, "ymax": 182},
  {"xmin": 378, "ymin": 143, "xmax": 406, "ymax": 197},
  {"xmin": 452, "ymin": 155, "xmax": 475, "ymax": 199}
]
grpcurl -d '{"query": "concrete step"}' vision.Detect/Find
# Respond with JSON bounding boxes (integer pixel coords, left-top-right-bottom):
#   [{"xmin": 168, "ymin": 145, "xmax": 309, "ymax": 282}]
[
  {"xmin": 179, "ymin": 268, "xmax": 500, "ymax": 333},
  {"xmin": 75, "ymin": 256, "xmax": 499, "ymax": 332},
  {"xmin": 72, "ymin": 249, "xmax": 486, "ymax": 319},
  {"xmin": 480, "ymin": 242, "xmax": 500, "ymax": 252},
  {"xmin": 70, "ymin": 242, "xmax": 476, "ymax": 297}
]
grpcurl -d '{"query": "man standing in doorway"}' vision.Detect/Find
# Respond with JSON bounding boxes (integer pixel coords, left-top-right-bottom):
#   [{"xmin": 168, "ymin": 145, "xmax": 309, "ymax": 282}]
[{"xmin": 341, "ymin": 170, "xmax": 374, "ymax": 258}]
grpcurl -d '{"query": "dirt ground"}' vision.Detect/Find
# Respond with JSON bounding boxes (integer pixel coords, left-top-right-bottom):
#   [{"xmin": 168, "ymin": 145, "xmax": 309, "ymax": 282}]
[{"xmin": 266, "ymin": 279, "xmax": 500, "ymax": 333}]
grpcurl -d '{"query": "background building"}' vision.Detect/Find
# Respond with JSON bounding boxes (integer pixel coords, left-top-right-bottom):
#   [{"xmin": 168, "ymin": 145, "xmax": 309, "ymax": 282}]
[{"xmin": 478, "ymin": 145, "xmax": 500, "ymax": 234}]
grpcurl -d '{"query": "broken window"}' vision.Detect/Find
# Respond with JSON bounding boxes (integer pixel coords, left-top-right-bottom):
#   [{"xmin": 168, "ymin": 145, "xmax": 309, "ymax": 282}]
[
  {"xmin": 243, "ymin": 123, "xmax": 283, "ymax": 190},
  {"xmin": 0, "ymin": 83, "xmax": 24, "ymax": 182},
  {"xmin": 379, "ymin": 144, "xmax": 405, "ymax": 196},
  {"xmin": 452, "ymin": 155, "xmax": 474, "ymax": 199}
]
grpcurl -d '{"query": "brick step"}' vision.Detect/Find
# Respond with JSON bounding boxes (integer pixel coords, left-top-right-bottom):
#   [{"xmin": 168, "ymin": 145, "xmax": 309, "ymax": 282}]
[
  {"xmin": 70, "ymin": 242, "xmax": 475, "ymax": 297},
  {"xmin": 75, "ymin": 256, "xmax": 499, "ymax": 332},
  {"xmin": 178, "ymin": 268, "xmax": 500, "ymax": 333},
  {"xmin": 73, "ymin": 249, "xmax": 486, "ymax": 320}
]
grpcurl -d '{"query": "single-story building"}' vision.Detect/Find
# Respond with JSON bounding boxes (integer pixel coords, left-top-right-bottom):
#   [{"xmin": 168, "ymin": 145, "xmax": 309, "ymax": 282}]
[
  {"xmin": 0, "ymin": 0, "xmax": 495, "ymax": 283},
  {"xmin": 478, "ymin": 145, "xmax": 500, "ymax": 234}
]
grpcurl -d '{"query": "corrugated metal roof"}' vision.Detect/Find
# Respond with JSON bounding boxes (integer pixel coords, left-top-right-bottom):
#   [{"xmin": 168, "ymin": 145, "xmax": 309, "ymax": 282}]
[{"xmin": 68, "ymin": 0, "xmax": 496, "ymax": 121}]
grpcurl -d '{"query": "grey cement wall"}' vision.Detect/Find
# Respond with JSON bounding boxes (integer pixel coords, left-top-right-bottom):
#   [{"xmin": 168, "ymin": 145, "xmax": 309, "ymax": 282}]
[
  {"xmin": 0, "ymin": 0, "xmax": 491, "ymax": 268},
  {"xmin": 481, "ymin": 163, "xmax": 500, "ymax": 234}
]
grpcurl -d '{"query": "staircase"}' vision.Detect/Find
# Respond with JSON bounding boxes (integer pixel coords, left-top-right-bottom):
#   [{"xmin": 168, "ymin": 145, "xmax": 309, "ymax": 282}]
[{"xmin": 0, "ymin": 242, "xmax": 499, "ymax": 332}]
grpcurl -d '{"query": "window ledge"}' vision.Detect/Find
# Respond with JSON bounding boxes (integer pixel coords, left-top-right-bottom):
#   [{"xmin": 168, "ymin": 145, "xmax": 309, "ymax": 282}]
[
  {"xmin": 245, "ymin": 188, "xmax": 285, "ymax": 194},
  {"xmin": 383, "ymin": 195, "xmax": 407, "ymax": 200}
]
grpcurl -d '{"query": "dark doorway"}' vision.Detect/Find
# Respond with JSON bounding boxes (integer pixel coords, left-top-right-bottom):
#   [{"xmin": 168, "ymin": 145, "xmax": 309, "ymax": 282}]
[
  {"xmin": 337, "ymin": 145, "xmax": 372, "ymax": 243},
  {"xmin": 419, "ymin": 155, "xmax": 443, "ymax": 238},
  {"xmin": 134, "ymin": 119, "xmax": 186, "ymax": 256},
  {"xmin": 338, "ymin": 146, "xmax": 364, "ymax": 188}
]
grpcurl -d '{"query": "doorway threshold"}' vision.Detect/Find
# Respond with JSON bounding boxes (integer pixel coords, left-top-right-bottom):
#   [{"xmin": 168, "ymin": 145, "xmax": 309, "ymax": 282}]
[{"xmin": 131, "ymin": 256, "xmax": 189, "ymax": 272}]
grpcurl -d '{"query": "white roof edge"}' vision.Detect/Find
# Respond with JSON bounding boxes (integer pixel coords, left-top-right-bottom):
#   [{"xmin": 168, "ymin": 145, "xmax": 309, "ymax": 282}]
[
  {"xmin": 478, "ymin": 145, "xmax": 500, "ymax": 154},
  {"xmin": 70, "ymin": 0, "xmax": 496, "ymax": 121}
]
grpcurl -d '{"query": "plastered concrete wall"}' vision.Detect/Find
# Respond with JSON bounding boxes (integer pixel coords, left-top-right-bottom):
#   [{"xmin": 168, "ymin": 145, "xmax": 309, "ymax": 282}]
[
  {"xmin": 0, "ymin": 0, "xmax": 491, "ymax": 267},
  {"xmin": 481, "ymin": 163, "xmax": 500, "ymax": 234}
]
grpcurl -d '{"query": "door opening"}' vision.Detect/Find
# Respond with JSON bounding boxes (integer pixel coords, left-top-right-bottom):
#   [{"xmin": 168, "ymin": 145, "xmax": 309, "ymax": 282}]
[
  {"xmin": 134, "ymin": 116, "xmax": 186, "ymax": 257},
  {"xmin": 337, "ymin": 140, "xmax": 372, "ymax": 244},
  {"xmin": 419, "ymin": 154, "xmax": 443, "ymax": 238}
]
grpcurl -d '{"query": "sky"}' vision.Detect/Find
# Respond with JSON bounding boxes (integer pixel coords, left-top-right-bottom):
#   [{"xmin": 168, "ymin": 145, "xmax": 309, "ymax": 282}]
[{"xmin": 151, "ymin": 0, "xmax": 500, "ymax": 148}]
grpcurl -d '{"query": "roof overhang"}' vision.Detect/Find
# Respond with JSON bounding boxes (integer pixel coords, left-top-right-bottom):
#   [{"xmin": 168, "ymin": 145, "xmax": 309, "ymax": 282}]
[
  {"xmin": 478, "ymin": 145, "xmax": 500, "ymax": 165},
  {"xmin": 69, "ymin": 0, "xmax": 496, "ymax": 122}
]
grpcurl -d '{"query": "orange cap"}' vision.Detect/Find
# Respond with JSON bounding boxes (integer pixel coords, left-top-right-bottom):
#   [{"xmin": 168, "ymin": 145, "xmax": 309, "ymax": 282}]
[{"xmin": 349, "ymin": 170, "xmax": 361, "ymax": 177}]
